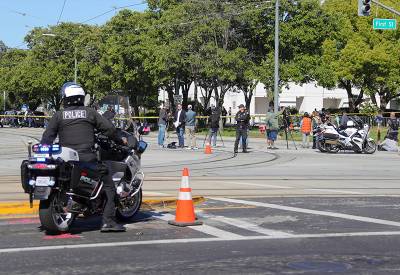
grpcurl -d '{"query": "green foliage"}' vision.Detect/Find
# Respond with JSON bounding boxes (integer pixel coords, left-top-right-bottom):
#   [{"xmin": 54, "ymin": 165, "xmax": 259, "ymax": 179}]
[{"xmin": 0, "ymin": 0, "xmax": 398, "ymax": 113}]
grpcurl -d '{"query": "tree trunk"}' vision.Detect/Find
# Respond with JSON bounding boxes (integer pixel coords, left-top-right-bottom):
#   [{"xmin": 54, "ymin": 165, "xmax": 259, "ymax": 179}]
[
  {"xmin": 193, "ymin": 80, "xmax": 198, "ymax": 110},
  {"xmin": 341, "ymin": 80, "xmax": 355, "ymax": 112},
  {"xmin": 166, "ymin": 85, "xmax": 175, "ymax": 113}
]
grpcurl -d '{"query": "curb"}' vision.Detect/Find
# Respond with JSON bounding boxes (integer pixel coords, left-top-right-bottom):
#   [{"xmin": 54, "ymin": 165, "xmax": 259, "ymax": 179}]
[{"xmin": 0, "ymin": 196, "xmax": 205, "ymax": 218}]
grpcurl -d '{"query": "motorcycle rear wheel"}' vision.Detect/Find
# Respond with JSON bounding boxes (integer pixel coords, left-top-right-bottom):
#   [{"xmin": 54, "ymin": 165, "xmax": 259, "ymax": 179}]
[
  {"xmin": 116, "ymin": 188, "xmax": 142, "ymax": 221},
  {"xmin": 317, "ymin": 141, "xmax": 327, "ymax": 152},
  {"xmin": 325, "ymin": 143, "xmax": 340, "ymax": 153},
  {"xmin": 39, "ymin": 193, "xmax": 75, "ymax": 233},
  {"xmin": 363, "ymin": 140, "xmax": 377, "ymax": 154}
]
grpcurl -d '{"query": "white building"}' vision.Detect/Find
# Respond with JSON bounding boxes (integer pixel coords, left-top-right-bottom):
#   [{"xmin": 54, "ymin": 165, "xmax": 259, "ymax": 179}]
[{"xmin": 159, "ymin": 81, "xmax": 398, "ymax": 117}]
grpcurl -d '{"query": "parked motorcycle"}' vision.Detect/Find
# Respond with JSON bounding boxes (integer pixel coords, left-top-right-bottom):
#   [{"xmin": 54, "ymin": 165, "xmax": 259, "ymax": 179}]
[
  {"xmin": 318, "ymin": 118, "xmax": 376, "ymax": 154},
  {"xmin": 20, "ymin": 129, "xmax": 147, "ymax": 233}
]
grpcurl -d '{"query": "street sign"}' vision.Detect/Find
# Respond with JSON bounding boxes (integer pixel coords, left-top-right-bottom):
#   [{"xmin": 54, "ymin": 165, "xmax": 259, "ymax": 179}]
[{"xmin": 373, "ymin": 18, "xmax": 397, "ymax": 30}]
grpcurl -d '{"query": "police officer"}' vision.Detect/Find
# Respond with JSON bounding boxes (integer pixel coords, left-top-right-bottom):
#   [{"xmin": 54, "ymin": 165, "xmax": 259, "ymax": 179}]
[
  {"xmin": 234, "ymin": 104, "xmax": 250, "ymax": 154},
  {"xmin": 41, "ymin": 82, "xmax": 127, "ymax": 232}
]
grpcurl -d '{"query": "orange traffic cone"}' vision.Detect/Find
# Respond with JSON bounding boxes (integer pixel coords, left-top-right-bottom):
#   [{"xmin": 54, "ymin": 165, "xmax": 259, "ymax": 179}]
[
  {"xmin": 204, "ymin": 143, "xmax": 212, "ymax": 154},
  {"xmin": 168, "ymin": 168, "xmax": 203, "ymax": 227}
]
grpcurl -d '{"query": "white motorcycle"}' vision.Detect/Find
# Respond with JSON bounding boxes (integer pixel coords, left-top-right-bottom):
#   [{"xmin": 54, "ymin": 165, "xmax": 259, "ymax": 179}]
[{"xmin": 320, "ymin": 119, "xmax": 376, "ymax": 154}]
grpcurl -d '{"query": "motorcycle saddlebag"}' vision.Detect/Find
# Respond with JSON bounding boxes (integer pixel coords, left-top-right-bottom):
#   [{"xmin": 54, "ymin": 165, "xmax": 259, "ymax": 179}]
[
  {"xmin": 323, "ymin": 133, "xmax": 339, "ymax": 144},
  {"xmin": 20, "ymin": 160, "xmax": 31, "ymax": 193},
  {"xmin": 70, "ymin": 163, "xmax": 102, "ymax": 198}
]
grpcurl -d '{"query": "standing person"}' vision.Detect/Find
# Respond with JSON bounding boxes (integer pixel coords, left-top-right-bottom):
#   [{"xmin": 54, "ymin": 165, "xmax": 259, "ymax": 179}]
[
  {"xmin": 300, "ymin": 112, "xmax": 312, "ymax": 148},
  {"xmin": 222, "ymin": 107, "xmax": 227, "ymax": 126},
  {"xmin": 157, "ymin": 105, "xmax": 168, "ymax": 148},
  {"xmin": 0, "ymin": 110, "xmax": 4, "ymax": 128},
  {"xmin": 234, "ymin": 104, "xmax": 250, "ymax": 154},
  {"xmin": 208, "ymin": 106, "xmax": 220, "ymax": 147},
  {"xmin": 339, "ymin": 111, "xmax": 349, "ymax": 129},
  {"xmin": 387, "ymin": 112, "xmax": 399, "ymax": 142},
  {"xmin": 185, "ymin": 105, "xmax": 198, "ymax": 150},
  {"xmin": 311, "ymin": 111, "xmax": 320, "ymax": 149},
  {"xmin": 265, "ymin": 107, "xmax": 284, "ymax": 149},
  {"xmin": 228, "ymin": 107, "xmax": 232, "ymax": 124},
  {"xmin": 375, "ymin": 112, "xmax": 384, "ymax": 143},
  {"xmin": 174, "ymin": 104, "xmax": 186, "ymax": 148}
]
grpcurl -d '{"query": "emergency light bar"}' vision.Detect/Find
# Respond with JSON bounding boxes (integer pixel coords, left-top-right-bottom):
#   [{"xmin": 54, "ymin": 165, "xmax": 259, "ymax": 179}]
[{"xmin": 32, "ymin": 144, "xmax": 61, "ymax": 154}]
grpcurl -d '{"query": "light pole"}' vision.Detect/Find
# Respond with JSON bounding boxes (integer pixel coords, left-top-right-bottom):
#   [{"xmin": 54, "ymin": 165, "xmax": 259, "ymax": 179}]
[
  {"xmin": 3, "ymin": 91, "xmax": 5, "ymax": 112},
  {"xmin": 42, "ymin": 33, "xmax": 78, "ymax": 83},
  {"xmin": 273, "ymin": 0, "xmax": 280, "ymax": 113}
]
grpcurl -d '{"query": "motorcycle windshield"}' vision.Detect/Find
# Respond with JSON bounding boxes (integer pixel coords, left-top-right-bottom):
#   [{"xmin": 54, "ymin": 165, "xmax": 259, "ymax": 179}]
[{"xmin": 97, "ymin": 94, "xmax": 130, "ymax": 116}]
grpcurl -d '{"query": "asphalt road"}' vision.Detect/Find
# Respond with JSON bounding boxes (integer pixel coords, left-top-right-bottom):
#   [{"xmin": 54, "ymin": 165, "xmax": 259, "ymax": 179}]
[{"xmin": 0, "ymin": 127, "xmax": 400, "ymax": 274}]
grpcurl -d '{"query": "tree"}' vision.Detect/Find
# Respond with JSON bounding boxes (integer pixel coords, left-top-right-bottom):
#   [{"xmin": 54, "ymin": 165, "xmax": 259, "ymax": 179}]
[{"xmin": 318, "ymin": 0, "xmax": 400, "ymax": 111}]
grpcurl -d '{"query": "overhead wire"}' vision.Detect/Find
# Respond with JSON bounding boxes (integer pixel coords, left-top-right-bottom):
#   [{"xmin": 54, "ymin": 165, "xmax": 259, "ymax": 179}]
[
  {"xmin": 80, "ymin": 2, "xmax": 147, "ymax": 24},
  {"xmin": 56, "ymin": 0, "xmax": 67, "ymax": 24}
]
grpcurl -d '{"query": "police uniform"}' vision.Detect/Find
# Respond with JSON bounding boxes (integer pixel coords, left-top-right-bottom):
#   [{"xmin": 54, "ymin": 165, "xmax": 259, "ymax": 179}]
[
  {"xmin": 41, "ymin": 83, "xmax": 125, "ymax": 231},
  {"xmin": 234, "ymin": 106, "xmax": 250, "ymax": 153}
]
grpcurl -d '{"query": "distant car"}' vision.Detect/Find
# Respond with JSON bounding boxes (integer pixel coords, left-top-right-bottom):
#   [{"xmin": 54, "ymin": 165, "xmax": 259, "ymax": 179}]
[{"xmin": 32, "ymin": 111, "xmax": 45, "ymax": 127}]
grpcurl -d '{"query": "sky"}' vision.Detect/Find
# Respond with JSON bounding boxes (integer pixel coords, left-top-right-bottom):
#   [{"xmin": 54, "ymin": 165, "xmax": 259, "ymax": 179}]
[{"xmin": 0, "ymin": 0, "xmax": 147, "ymax": 49}]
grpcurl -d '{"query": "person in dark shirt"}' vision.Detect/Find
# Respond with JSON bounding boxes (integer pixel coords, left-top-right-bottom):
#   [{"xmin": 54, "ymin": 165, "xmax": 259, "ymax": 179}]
[{"xmin": 41, "ymin": 82, "xmax": 127, "ymax": 232}]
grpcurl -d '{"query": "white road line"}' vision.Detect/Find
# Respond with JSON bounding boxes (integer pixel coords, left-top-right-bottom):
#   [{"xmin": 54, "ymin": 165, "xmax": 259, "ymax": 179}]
[
  {"xmin": 202, "ymin": 213, "xmax": 293, "ymax": 237},
  {"xmin": 306, "ymin": 189, "xmax": 364, "ymax": 195},
  {"xmin": 153, "ymin": 211, "xmax": 243, "ymax": 239},
  {"xmin": 3, "ymin": 231, "xmax": 400, "ymax": 254},
  {"xmin": 223, "ymin": 181, "xmax": 292, "ymax": 189},
  {"xmin": 209, "ymin": 197, "xmax": 400, "ymax": 228}
]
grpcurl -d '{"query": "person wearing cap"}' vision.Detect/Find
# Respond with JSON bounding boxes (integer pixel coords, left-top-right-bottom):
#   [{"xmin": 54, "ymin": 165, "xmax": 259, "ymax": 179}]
[
  {"xmin": 41, "ymin": 82, "xmax": 128, "ymax": 232},
  {"xmin": 265, "ymin": 106, "xmax": 285, "ymax": 149},
  {"xmin": 185, "ymin": 104, "xmax": 198, "ymax": 150},
  {"xmin": 234, "ymin": 104, "xmax": 250, "ymax": 153}
]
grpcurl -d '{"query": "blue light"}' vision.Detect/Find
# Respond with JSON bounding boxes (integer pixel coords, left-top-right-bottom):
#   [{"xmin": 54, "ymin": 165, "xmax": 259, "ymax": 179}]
[
  {"xmin": 40, "ymin": 147, "xmax": 50, "ymax": 152},
  {"xmin": 36, "ymin": 158, "xmax": 46, "ymax": 162}
]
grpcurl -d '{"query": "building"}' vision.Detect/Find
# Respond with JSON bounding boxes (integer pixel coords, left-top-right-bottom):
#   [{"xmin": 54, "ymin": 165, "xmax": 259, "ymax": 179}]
[{"xmin": 159, "ymin": 81, "xmax": 397, "ymax": 119}]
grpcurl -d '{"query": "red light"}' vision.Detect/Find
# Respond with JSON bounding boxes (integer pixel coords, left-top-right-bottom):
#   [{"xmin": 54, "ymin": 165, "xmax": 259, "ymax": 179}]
[
  {"xmin": 80, "ymin": 171, "xmax": 88, "ymax": 177},
  {"xmin": 34, "ymin": 164, "xmax": 48, "ymax": 169}
]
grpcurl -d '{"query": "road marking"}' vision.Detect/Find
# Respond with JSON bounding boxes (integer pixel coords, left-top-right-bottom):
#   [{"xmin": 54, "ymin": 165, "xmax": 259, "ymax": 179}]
[
  {"xmin": 202, "ymin": 213, "xmax": 293, "ymax": 237},
  {"xmin": 223, "ymin": 181, "xmax": 292, "ymax": 189},
  {"xmin": 152, "ymin": 211, "xmax": 242, "ymax": 239},
  {"xmin": 3, "ymin": 231, "xmax": 400, "ymax": 253},
  {"xmin": 306, "ymin": 189, "xmax": 364, "ymax": 195},
  {"xmin": 209, "ymin": 197, "xmax": 400, "ymax": 228}
]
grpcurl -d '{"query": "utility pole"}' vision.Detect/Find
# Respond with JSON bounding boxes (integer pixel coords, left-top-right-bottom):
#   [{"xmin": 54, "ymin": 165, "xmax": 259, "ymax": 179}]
[
  {"xmin": 74, "ymin": 46, "xmax": 78, "ymax": 83},
  {"xmin": 3, "ymin": 91, "xmax": 5, "ymax": 111},
  {"xmin": 273, "ymin": 0, "xmax": 280, "ymax": 113}
]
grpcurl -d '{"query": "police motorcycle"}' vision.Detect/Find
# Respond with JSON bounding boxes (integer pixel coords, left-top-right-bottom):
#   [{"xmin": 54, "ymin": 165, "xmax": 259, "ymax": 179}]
[
  {"xmin": 318, "ymin": 117, "xmax": 376, "ymax": 154},
  {"xmin": 20, "ymin": 128, "xmax": 147, "ymax": 233}
]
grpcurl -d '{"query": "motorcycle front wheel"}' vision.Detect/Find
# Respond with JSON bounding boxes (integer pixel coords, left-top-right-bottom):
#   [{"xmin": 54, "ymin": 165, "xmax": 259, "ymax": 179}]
[
  {"xmin": 363, "ymin": 140, "xmax": 377, "ymax": 154},
  {"xmin": 39, "ymin": 193, "xmax": 75, "ymax": 233},
  {"xmin": 116, "ymin": 188, "xmax": 142, "ymax": 221}
]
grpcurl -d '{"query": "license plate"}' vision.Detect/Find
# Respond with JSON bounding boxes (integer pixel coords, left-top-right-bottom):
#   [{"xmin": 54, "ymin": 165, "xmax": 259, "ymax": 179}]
[
  {"xmin": 33, "ymin": 153, "xmax": 49, "ymax": 158},
  {"xmin": 36, "ymin": 177, "xmax": 51, "ymax": 186}
]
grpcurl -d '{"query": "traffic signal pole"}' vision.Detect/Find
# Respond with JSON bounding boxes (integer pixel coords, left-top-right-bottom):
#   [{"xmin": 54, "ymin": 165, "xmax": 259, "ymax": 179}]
[{"xmin": 371, "ymin": 0, "xmax": 400, "ymax": 16}]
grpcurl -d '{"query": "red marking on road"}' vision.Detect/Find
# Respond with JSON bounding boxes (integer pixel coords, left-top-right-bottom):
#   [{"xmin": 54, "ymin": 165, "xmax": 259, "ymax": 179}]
[
  {"xmin": 43, "ymin": 233, "xmax": 81, "ymax": 240},
  {"xmin": 8, "ymin": 218, "xmax": 40, "ymax": 225}
]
